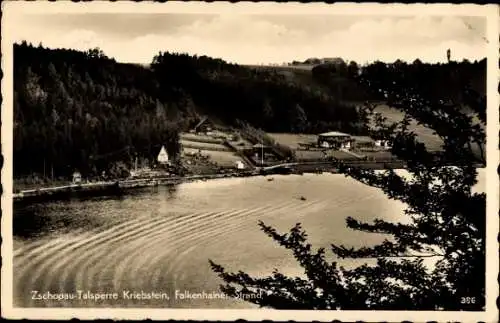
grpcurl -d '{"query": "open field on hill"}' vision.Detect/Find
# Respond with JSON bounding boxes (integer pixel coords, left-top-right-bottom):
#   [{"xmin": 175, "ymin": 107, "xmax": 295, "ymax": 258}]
[
  {"xmin": 371, "ymin": 104, "xmax": 484, "ymax": 160},
  {"xmin": 372, "ymin": 104, "xmax": 444, "ymax": 152}
]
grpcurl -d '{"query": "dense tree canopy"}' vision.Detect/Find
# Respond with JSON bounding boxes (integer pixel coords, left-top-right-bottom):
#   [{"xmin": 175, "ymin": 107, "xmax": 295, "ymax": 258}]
[
  {"xmin": 360, "ymin": 59, "xmax": 486, "ymax": 108},
  {"xmin": 311, "ymin": 58, "xmax": 485, "ymax": 108},
  {"xmin": 150, "ymin": 51, "xmax": 366, "ymax": 135},
  {"xmin": 14, "ymin": 43, "xmax": 367, "ymax": 179},
  {"xmin": 14, "ymin": 42, "xmax": 181, "ymax": 179},
  {"xmin": 14, "ymin": 41, "xmax": 485, "ymax": 185}
]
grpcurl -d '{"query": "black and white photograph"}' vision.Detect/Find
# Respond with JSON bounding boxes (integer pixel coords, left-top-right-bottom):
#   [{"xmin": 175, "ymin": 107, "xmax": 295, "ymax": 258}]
[{"xmin": 1, "ymin": 2, "xmax": 498, "ymax": 321}]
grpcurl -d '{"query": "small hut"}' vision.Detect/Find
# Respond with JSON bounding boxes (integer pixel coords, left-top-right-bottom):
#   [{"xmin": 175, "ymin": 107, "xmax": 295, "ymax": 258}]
[
  {"xmin": 235, "ymin": 160, "xmax": 246, "ymax": 170},
  {"xmin": 375, "ymin": 139, "xmax": 392, "ymax": 150},
  {"xmin": 192, "ymin": 116, "xmax": 213, "ymax": 134},
  {"xmin": 252, "ymin": 143, "xmax": 273, "ymax": 159},
  {"xmin": 72, "ymin": 171, "xmax": 82, "ymax": 184}
]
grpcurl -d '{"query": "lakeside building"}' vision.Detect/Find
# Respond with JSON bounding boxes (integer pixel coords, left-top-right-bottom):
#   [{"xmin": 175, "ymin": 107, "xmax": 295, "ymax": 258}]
[
  {"xmin": 192, "ymin": 116, "xmax": 214, "ymax": 135},
  {"xmin": 316, "ymin": 133, "xmax": 392, "ymax": 151},
  {"xmin": 243, "ymin": 144, "xmax": 279, "ymax": 166},
  {"xmin": 235, "ymin": 160, "xmax": 246, "ymax": 170},
  {"xmin": 72, "ymin": 171, "xmax": 82, "ymax": 184},
  {"xmin": 375, "ymin": 139, "xmax": 392, "ymax": 149},
  {"xmin": 317, "ymin": 131, "xmax": 353, "ymax": 150},
  {"xmin": 351, "ymin": 136, "xmax": 392, "ymax": 151},
  {"xmin": 252, "ymin": 143, "xmax": 273, "ymax": 160}
]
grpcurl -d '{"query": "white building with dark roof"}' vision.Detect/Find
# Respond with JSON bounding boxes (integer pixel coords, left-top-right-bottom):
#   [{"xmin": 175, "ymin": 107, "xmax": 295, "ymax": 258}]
[{"xmin": 317, "ymin": 131, "xmax": 353, "ymax": 150}]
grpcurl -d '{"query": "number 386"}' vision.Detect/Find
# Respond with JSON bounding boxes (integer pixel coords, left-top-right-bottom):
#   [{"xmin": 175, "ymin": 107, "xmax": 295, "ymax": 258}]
[{"xmin": 460, "ymin": 297, "xmax": 476, "ymax": 304}]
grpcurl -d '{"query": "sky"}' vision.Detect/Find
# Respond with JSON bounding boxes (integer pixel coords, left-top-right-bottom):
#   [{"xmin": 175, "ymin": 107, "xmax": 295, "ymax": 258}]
[{"xmin": 8, "ymin": 10, "xmax": 488, "ymax": 65}]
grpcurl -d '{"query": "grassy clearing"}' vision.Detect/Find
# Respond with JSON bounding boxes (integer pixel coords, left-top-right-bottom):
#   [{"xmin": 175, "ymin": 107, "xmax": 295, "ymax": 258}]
[
  {"xmin": 268, "ymin": 133, "xmax": 318, "ymax": 150},
  {"xmin": 180, "ymin": 133, "xmax": 224, "ymax": 144},
  {"xmin": 180, "ymin": 140, "xmax": 230, "ymax": 151},
  {"xmin": 295, "ymin": 150, "xmax": 325, "ymax": 161},
  {"xmin": 205, "ymin": 151, "xmax": 244, "ymax": 167},
  {"xmin": 183, "ymin": 148, "xmax": 242, "ymax": 168},
  {"xmin": 227, "ymin": 136, "xmax": 254, "ymax": 150},
  {"xmin": 328, "ymin": 150, "xmax": 361, "ymax": 160},
  {"xmin": 360, "ymin": 151, "xmax": 394, "ymax": 160}
]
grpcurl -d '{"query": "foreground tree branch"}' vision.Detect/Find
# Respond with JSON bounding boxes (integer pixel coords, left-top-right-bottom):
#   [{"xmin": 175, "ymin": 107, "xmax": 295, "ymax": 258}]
[{"xmin": 210, "ymin": 59, "xmax": 486, "ymax": 310}]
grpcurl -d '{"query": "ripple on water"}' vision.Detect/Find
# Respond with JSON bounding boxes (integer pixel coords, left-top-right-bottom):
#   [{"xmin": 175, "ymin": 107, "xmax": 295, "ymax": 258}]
[{"xmin": 13, "ymin": 172, "xmax": 485, "ymax": 308}]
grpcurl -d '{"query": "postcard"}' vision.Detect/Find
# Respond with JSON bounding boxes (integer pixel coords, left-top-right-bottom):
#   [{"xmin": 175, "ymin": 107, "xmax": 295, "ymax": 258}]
[{"xmin": 1, "ymin": 2, "xmax": 498, "ymax": 321}]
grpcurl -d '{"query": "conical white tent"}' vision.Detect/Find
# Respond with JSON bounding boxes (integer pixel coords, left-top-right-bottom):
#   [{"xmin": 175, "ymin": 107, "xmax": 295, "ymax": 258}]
[{"xmin": 157, "ymin": 145, "xmax": 170, "ymax": 165}]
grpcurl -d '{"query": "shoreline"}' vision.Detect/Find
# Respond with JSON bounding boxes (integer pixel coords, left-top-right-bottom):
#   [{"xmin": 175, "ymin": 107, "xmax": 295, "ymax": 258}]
[
  {"xmin": 13, "ymin": 164, "xmax": 339, "ymax": 205},
  {"xmin": 14, "ymin": 158, "xmax": 452, "ymax": 205},
  {"xmin": 12, "ymin": 171, "xmax": 258, "ymax": 205},
  {"xmin": 14, "ymin": 168, "xmax": 295, "ymax": 205}
]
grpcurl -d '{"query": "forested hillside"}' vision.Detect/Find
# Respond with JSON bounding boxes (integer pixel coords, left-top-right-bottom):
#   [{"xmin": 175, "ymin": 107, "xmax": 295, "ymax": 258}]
[
  {"xmin": 150, "ymin": 51, "xmax": 365, "ymax": 134},
  {"xmin": 13, "ymin": 42, "xmax": 366, "ymax": 179},
  {"xmin": 310, "ymin": 58, "xmax": 486, "ymax": 108},
  {"xmin": 355, "ymin": 59, "xmax": 486, "ymax": 109},
  {"xmin": 13, "ymin": 42, "xmax": 485, "ymax": 180},
  {"xmin": 14, "ymin": 42, "xmax": 182, "ymax": 179}
]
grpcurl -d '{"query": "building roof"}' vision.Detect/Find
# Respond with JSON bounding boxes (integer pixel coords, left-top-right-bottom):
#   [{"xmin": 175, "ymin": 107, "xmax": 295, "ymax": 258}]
[
  {"xmin": 253, "ymin": 143, "xmax": 269, "ymax": 149},
  {"xmin": 318, "ymin": 131, "xmax": 351, "ymax": 138},
  {"xmin": 193, "ymin": 116, "xmax": 209, "ymax": 131}
]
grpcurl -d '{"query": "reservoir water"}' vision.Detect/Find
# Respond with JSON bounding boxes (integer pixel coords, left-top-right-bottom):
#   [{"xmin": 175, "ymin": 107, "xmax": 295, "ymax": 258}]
[{"xmin": 13, "ymin": 171, "xmax": 486, "ymax": 308}]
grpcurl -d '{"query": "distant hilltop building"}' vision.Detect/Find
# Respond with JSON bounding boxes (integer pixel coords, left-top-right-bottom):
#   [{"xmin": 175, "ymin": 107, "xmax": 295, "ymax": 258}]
[
  {"xmin": 157, "ymin": 145, "xmax": 171, "ymax": 165},
  {"xmin": 322, "ymin": 57, "xmax": 345, "ymax": 65},
  {"xmin": 304, "ymin": 57, "xmax": 322, "ymax": 65},
  {"xmin": 303, "ymin": 57, "xmax": 345, "ymax": 66}
]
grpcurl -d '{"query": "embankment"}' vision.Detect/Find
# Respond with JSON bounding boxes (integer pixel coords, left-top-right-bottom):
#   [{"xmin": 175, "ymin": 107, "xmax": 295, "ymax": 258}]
[
  {"xmin": 13, "ymin": 171, "xmax": 258, "ymax": 205},
  {"xmin": 13, "ymin": 159, "xmax": 411, "ymax": 205}
]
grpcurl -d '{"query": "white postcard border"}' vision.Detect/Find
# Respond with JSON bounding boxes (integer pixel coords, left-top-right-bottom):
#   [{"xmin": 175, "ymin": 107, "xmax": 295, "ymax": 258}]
[{"xmin": 1, "ymin": 2, "xmax": 498, "ymax": 321}]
